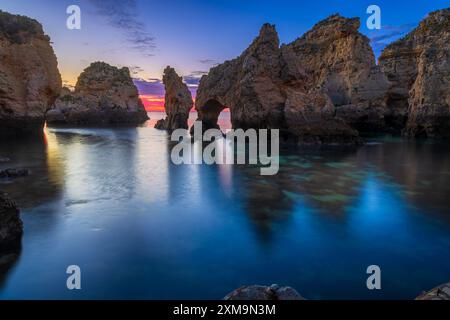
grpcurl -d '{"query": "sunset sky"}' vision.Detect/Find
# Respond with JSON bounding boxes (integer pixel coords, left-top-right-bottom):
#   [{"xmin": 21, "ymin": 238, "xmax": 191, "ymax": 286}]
[{"xmin": 0, "ymin": 0, "xmax": 448, "ymax": 111}]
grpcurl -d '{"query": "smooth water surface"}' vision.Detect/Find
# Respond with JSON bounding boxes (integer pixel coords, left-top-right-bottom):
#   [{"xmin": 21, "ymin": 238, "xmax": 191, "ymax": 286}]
[{"xmin": 1, "ymin": 115, "xmax": 450, "ymax": 299}]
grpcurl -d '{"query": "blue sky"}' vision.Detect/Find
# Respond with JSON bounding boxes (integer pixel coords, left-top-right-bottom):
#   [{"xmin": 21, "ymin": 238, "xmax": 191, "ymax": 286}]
[{"xmin": 0, "ymin": 0, "xmax": 448, "ymax": 108}]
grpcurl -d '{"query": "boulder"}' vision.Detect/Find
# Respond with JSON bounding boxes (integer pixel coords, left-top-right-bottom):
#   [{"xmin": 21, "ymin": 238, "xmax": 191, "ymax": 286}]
[
  {"xmin": 379, "ymin": 8, "xmax": 450, "ymax": 138},
  {"xmin": 224, "ymin": 284, "xmax": 304, "ymax": 300},
  {"xmin": 416, "ymin": 281, "xmax": 450, "ymax": 300},
  {"xmin": 154, "ymin": 66, "xmax": 193, "ymax": 131},
  {"xmin": 0, "ymin": 193, "xmax": 23, "ymax": 251},
  {"xmin": 46, "ymin": 62, "xmax": 149, "ymax": 126},
  {"xmin": 0, "ymin": 10, "xmax": 62, "ymax": 136}
]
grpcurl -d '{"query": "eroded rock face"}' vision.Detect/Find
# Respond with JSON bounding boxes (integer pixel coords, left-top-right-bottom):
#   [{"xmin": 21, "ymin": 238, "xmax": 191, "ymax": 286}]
[
  {"xmin": 284, "ymin": 90, "xmax": 361, "ymax": 144},
  {"xmin": 380, "ymin": 8, "xmax": 450, "ymax": 138},
  {"xmin": 224, "ymin": 284, "xmax": 304, "ymax": 300},
  {"xmin": 154, "ymin": 66, "xmax": 193, "ymax": 131},
  {"xmin": 195, "ymin": 24, "xmax": 286, "ymax": 131},
  {"xmin": 0, "ymin": 10, "xmax": 62, "ymax": 136},
  {"xmin": 195, "ymin": 16, "xmax": 391, "ymax": 143},
  {"xmin": 0, "ymin": 193, "xmax": 23, "ymax": 251},
  {"xmin": 47, "ymin": 62, "xmax": 148, "ymax": 125},
  {"xmin": 282, "ymin": 14, "xmax": 390, "ymax": 133}
]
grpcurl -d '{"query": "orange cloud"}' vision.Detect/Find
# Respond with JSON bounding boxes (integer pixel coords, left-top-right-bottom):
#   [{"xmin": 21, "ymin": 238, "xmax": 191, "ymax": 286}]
[{"xmin": 140, "ymin": 94, "xmax": 165, "ymax": 112}]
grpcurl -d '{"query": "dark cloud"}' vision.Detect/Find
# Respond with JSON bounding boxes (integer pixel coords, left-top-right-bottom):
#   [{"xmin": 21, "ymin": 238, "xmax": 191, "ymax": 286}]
[
  {"xmin": 198, "ymin": 59, "xmax": 217, "ymax": 65},
  {"xmin": 89, "ymin": 0, "xmax": 156, "ymax": 56},
  {"xmin": 183, "ymin": 71, "xmax": 208, "ymax": 88},
  {"xmin": 133, "ymin": 78, "xmax": 164, "ymax": 96},
  {"xmin": 129, "ymin": 65, "xmax": 144, "ymax": 75}
]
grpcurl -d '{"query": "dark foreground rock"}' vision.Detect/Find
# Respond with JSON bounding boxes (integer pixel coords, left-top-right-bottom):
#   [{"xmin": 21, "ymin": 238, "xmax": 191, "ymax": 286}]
[
  {"xmin": 416, "ymin": 282, "xmax": 450, "ymax": 300},
  {"xmin": 46, "ymin": 62, "xmax": 149, "ymax": 126},
  {"xmin": 154, "ymin": 66, "xmax": 193, "ymax": 131},
  {"xmin": 0, "ymin": 10, "xmax": 62, "ymax": 136},
  {"xmin": 0, "ymin": 193, "xmax": 23, "ymax": 251},
  {"xmin": 224, "ymin": 284, "xmax": 304, "ymax": 300}
]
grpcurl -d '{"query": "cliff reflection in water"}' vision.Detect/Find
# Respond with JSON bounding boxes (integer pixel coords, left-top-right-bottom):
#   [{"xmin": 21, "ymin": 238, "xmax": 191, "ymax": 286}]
[{"xmin": 0, "ymin": 127, "xmax": 450, "ymax": 299}]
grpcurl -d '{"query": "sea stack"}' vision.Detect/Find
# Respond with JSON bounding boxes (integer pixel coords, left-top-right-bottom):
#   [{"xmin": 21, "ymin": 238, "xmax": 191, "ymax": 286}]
[
  {"xmin": 0, "ymin": 10, "xmax": 62, "ymax": 136},
  {"xmin": 155, "ymin": 66, "xmax": 193, "ymax": 131},
  {"xmin": 46, "ymin": 62, "xmax": 149, "ymax": 126},
  {"xmin": 379, "ymin": 8, "xmax": 450, "ymax": 138}
]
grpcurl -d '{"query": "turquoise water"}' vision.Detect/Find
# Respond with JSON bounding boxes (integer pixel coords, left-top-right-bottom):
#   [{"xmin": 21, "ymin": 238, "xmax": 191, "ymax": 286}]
[{"xmin": 0, "ymin": 122, "xmax": 450, "ymax": 299}]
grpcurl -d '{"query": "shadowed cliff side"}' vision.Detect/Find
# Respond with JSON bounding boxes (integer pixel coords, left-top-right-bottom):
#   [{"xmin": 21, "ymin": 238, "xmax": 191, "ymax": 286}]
[{"xmin": 379, "ymin": 8, "xmax": 450, "ymax": 138}]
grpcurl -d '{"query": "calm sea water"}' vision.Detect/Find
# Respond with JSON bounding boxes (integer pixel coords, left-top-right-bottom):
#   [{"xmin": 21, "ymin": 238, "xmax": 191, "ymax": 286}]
[{"xmin": 0, "ymin": 112, "xmax": 450, "ymax": 299}]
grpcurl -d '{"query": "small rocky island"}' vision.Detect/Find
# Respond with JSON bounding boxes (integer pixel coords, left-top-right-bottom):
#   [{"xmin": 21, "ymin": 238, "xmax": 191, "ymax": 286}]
[{"xmin": 47, "ymin": 62, "xmax": 149, "ymax": 126}]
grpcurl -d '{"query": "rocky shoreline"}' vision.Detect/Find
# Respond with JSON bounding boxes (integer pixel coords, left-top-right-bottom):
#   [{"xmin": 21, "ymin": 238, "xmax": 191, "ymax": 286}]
[{"xmin": 225, "ymin": 283, "xmax": 450, "ymax": 300}]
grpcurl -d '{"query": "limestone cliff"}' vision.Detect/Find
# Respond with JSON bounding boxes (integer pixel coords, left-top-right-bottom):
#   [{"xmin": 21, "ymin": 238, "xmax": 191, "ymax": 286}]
[
  {"xmin": 281, "ymin": 14, "xmax": 390, "ymax": 133},
  {"xmin": 379, "ymin": 8, "xmax": 450, "ymax": 138},
  {"xmin": 0, "ymin": 10, "xmax": 62, "ymax": 136}
]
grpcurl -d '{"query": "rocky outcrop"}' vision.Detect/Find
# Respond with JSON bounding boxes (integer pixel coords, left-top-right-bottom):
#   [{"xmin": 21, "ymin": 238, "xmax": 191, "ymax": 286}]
[
  {"xmin": 224, "ymin": 284, "xmax": 304, "ymax": 300},
  {"xmin": 0, "ymin": 10, "xmax": 62, "ymax": 136},
  {"xmin": 379, "ymin": 8, "xmax": 450, "ymax": 138},
  {"xmin": 46, "ymin": 62, "xmax": 148, "ymax": 126},
  {"xmin": 284, "ymin": 90, "xmax": 361, "ymax": 144},
  {"xmin": 195, "ymin": 24, "xmax": 286, "ymax": 132},
  {"xmin": 282, "ymin": 14, "xmax": 390, "ymax": 133},
  {"xmin": 154, "ymin": 67, "xmax": 193, "ymax": 131},
  {"xmin": 194, "ymin": 15, "xmax": 391, "ymax": 144},
  {"xmin": 0, "ymin": 193, "xmax": 23, "ymax": 251},
  {"xmin": 416, "ymin": 281, "xmax": 450, "ymax": 300}
]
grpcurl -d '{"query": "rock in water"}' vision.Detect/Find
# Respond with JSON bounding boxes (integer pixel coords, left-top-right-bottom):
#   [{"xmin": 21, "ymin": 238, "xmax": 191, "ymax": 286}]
[
  {"xmin": 154, "ymin": 66, "xmax": 193, "ymax": 131},
  {"xmin": 46, "ymin": 62, "xmax": 149, "ymax": 126},
  {"xmin": 194, "ymin": 16, "xmax": 390, "ymax": 144},
  {"xmin": 196, "ymin": 23, "xmax": 286, "ymax": 131},
  {"xmin": 416, "ymin": 281, "xmax": 450, "ymax": 300},
  {"xmin": 281, "ymin": 14, "xmax": 390, "ymax": 133},
  {"xmin": 0, "ymin": 10, "xmax": 62, "ymax": 136},
  {"xmin": 0, "ymin": 193, "xmax": 23, "ymax": 251},
  {"xmin": 224, "ymin": 284, "xmax": 305, "ymax": 300},
  {"xmin": 379, "ymin": 8, "xmax": 450, "ymax": 138}
]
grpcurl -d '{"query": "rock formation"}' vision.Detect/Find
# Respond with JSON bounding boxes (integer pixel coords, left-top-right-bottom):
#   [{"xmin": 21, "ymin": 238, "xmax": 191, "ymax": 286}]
[
  {"xmin": 194, "ymin": 15, "xmax": 391, "ymax": 144},
  {"xmin": 416, "ymin": 281, "xmax": 450, "ymax": 300},
  {"xmin": 0, "ymin": 193, "xmax": 23, "ymax": 251},
  {"xmin": 379, "ymin": 8, "xmax": 450, "ymax": 138},
  {"xmin": 154, "ymin": 66, "xmax": 193, "ymax": 131},
  {"xmin": 46, "ymin": 62, "xmax": 148, "ymax": 125},
  {"xmin": 224, "ymin": 284, "xmax": 304, "ymax": 300},
  {"xmin": 195, "ymin": 24, "xmax": 286, "ymax": 132},
  {"xmin": 282, "ymin": 14, "xmax": 390, "ymax": 133},
  {"xmin": 0, "ymin": 10, "xmax": 62, "ymax": 136}
]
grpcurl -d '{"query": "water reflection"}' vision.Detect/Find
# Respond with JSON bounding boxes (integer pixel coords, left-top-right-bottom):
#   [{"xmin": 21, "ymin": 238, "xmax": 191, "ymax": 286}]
[{"xmin": 0, "ymin": 130, "xmax": 450, "ymax": 299}]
